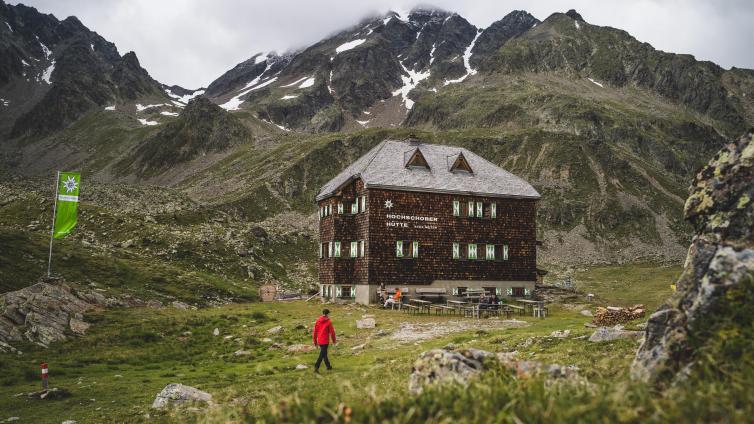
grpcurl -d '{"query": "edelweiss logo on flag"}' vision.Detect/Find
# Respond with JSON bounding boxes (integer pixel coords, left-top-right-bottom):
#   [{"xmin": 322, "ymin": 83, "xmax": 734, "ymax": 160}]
[
  {"xmin": 62, "ymin": 176, "xmax": 78, "ymax": 193},
  {"xmin": 53, "ymin": 172, "xmax": 80, "ymax": 239}
]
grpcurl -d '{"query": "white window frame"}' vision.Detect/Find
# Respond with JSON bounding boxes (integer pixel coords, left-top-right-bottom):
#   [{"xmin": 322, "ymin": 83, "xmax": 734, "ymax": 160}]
[
  {"xmin": 412, "ymin": 241, "xmax": 419, "ymax": 258},
  {"xmin": 468, "ymin": 243, "xmax": 477, "ymax": 260},
  {"xmin": 337, "ymin": 203, "xmax": 343, "ymax": 214},
  {"xmin": 319, "ymin": 243, "xmax": 323, "ymax": 258},
  {"xmin": 452, "ymin": 242, "xmax": 460, "ymax": 259},
  {"xmin": 328, "ymin": 242, "xmax": 333, "ymax": 257},
  {"xmin": 335, "ymin": 286, "xmax": 342, "ymax": 297},
  {"xmin": 476, "ymin": 201, "xmax": 483, "ymax": 218},
  {"xmin": 486, "ymin": 244, "xmax": 495, "ymax": 260},
  {"xmin": 396, "ymin": 241, "xmax": 404, "ymax": 257},
  {"xmin": 452, "ymin": 200, "xmax": 460, "ymax": 217},
  {"xmin": 360, "ymin": 195, "xmax": 366, "ymax": 212},
  {"xmin": 359, "ymin": 240, "xmax": 365, "ymax": 257},
  {"xmin": 452, "ymin": 287, "xmax": 459, "ymax": 296},
  {"xmin": 503, "ymin": 244, "xmax": 509, "ymax": 261},
  {"xmin": 350, "ymin": 241, "xmax": 358, "ymax": 258},
  {"xmin": 468, "ymin": 201, "xmax": 474, "ymax": 217},
  {"xmin": 506, "ymin": 287, "xmax": 513, "ymax": 296},
  {"xmin": 491, "ymin": 203, "xmax": 497, "ymax": 218},
  {"xmin": 495, "ymin": 288, "xmax": 502, "ymax": 296},
  {"xmin": 334, "ymin": 241, "xmax": 341, "ymax": 258}
]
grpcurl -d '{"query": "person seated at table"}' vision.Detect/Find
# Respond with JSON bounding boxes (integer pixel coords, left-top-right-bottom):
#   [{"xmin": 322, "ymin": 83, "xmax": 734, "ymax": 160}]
[
  {"xmin": 384, "ymin": 288, "xmax": 402, "ymax": 308},
  {"xmin": 479, "ymin": 293, "xmax": 493, "ymax": 310},
  {"xmin": 378, "ymin": 282, "xmax": 387, "ymax": 304}
]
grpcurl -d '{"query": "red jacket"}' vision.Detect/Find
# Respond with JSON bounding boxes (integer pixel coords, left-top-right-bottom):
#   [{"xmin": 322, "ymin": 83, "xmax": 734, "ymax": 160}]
[{"xmin": 313, "ymin": 315, "xmax": 336, "ymax": 345}]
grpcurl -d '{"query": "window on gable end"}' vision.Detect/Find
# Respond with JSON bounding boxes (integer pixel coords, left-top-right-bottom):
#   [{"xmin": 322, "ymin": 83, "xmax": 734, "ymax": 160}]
[
  {"xmin": 449, "ymin": 152, "xmax": 473, "ymax": 173},
  {"xmin": 405, "ymin": 148, "xmax": 430, "ymax": 169}
]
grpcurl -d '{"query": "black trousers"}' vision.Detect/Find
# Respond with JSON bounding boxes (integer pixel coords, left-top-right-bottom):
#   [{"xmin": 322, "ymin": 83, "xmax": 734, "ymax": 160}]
[{"xmin": 315, "ymin": 344, "xmax": 332, "ymax": 370}]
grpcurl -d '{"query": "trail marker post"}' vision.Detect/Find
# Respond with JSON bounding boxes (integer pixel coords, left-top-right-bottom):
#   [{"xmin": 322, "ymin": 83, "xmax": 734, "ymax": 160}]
[{"xmin": 41, "ymin": 362, "xmax": 48, "ymax": 391}]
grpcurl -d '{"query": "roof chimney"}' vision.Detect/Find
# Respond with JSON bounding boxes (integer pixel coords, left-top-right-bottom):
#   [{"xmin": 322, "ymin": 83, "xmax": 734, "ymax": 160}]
[{"xmin": 407, "ymin": 133, "xmax": 421, "ymax": 144}]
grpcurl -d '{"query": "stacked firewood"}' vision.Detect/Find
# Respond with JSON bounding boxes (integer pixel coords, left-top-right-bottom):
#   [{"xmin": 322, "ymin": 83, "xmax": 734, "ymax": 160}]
[{"xmin": 593, "ymin": 305, "xmax": 646, "ymax": 326}]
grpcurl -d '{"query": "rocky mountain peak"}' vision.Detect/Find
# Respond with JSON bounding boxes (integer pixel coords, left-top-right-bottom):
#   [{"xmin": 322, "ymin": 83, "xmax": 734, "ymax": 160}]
[{"xmin": 565, "ymin": 9, "xmax": 585, "ymax": 21}]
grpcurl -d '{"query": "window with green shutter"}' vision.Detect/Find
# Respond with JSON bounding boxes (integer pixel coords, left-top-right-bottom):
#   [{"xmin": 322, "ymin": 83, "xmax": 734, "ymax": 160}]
[
  {"xmin": 506, "ymin": 288, "xmax": 513, "ymax": 296},
  {"xmin": 491, "ymin": 203, "xmax": 497, "ymax": 218},
  {"xmin": 412, "ymin": 241, "xmax": 419, "ymax": 258},
  {"xmin": 328, "ymin": 242, "xmax": 333, "ymax": 257},
  {"xmin": 396, "ymin": 241, "xmax": 404, "ymax": 257},
  {"xmin": 334, "ymin": 241, "xmax": 341, "ymax": 257},
  {"xmin": 319, "ymin": 243, "xmax": 323, "ymax": 258},
  {"xmin": 503, "ymin": 244, "xmax": 509, "ymax": 261},
  {"xmin": 360, "ymin": 195, "xmax": 366, "ymax": 212},
  {"xmin": 468, "ymin": 201, "xmax": 474, "ymax": 217},
  {"xmin": 359, "ymin": 240, "xmax": 365, "ymax": 257},
  {"xmin": 351, "ymin": 202, "xmax": 358, "ymax": 214},
  {"xmin": 452, "ymin": 200, "xmax": 460, "ymax": 216},
  {"xmin": 486, "ymin": 244, "xmax": 495, "ymax": 260},
  {"xmin": 337, "ymin": 203, "xmax": 343, "ymax": 214},
  {"xmin": 468, "ymin": 243, "xmax": 477, "ymax": 259},
  {"xmin": 350, "ymin": 241, "xmax": 358, "ymax": 258},
  {"xmin": 452, "ymin": 242, "xmax": 460, "ymax": 259},
  {"xmin": 476, "ymin": 202, "xmax": 483, "ymax": 218}
]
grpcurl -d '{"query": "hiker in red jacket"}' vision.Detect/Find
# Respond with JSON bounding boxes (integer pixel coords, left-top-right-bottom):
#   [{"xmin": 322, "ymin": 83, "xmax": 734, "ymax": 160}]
[{"xmin": 313, "ymin": 308, "xmax": 336, "ymax": 372}]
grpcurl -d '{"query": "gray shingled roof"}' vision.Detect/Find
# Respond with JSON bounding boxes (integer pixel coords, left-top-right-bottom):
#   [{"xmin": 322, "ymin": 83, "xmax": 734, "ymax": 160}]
[{"xmin": 316, "ymin": 140, "xmax": 541, "ymax": 201}]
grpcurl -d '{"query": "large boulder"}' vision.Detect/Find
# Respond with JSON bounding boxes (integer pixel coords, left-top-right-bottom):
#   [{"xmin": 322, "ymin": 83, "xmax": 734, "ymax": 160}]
[
  {"xmin": 632, "ymin": 130, "xmax": 754, "ymax": 384},
  {"xmin": 0, "ymin": 277, "xmax": 103, "ymax": 347},
  {"xmin": 589, "ymin": 325, "xmax": 642, "ymax": 342},
  {"xmin": 151, "ymin": 383, "xmax": 212, "ymax": 409}
]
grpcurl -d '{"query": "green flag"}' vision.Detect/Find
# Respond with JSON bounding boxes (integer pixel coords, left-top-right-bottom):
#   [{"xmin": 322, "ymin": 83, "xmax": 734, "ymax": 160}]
[{"xmin": 53, "ymin": 172, "xmax": 80, "ymax": 239}]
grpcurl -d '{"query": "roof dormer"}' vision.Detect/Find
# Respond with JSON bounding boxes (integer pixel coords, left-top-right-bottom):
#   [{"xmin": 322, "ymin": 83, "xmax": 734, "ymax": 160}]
[
  {"xmin": 405, "ymin": 147, "xmax": 430, "ymax": 170},
  {"xmin": 448, "ymin": 152, "xmax": 473, "ymax": 174}
]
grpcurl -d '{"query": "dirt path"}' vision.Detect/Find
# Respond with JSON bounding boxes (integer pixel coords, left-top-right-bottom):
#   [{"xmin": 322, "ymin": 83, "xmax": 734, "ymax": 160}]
[{"xmin": 389, "ymin": 319, "xmax": 529, "ymax": 344}]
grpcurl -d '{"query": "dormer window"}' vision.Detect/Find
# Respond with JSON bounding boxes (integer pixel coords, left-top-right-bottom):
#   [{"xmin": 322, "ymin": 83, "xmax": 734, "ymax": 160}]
[
  {"xmin": 449, "ymin": 152, "xmax": 473, "ymax": 173},
  {"xmin": 405, "ymin": 148, "xmax": 430, "ymax": 169}
]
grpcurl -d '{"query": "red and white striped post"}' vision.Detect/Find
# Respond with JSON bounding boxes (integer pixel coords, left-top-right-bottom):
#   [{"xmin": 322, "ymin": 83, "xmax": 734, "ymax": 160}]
[{"xmin": 41, "ymin": 362, "xmax": 48, "ymax": 391}]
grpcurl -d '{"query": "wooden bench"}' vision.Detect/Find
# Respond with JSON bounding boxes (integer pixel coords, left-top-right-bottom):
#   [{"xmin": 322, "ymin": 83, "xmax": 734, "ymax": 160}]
[
  {"xmin": 401, "ymin": 304, "xmax": 419, "ymax": 314},
  {"xmin": 507, "ymin": 304, "xmax": 525, "ymax": 315},
  {"xmin": 429, "ymin": 304, "xmax": 456, "ymax": 315}
]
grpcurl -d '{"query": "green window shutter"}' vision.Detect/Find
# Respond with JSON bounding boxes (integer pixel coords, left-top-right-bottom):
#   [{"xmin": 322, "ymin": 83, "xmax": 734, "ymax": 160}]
[
  {"xmin": 491, "ymin": 203, "xmax": 497, "ymax": 218},
  {"xmin": 468, "ymin": 244, "xmax": 477, "ymax": 259},
  {"xmin": 396, "ymin": 241, "xmax": 403, "ymax": 257},
  {"xmin": 524, "ymin": 288, "xmax": 531, "ymax": 296},
  {"xmin": 359, "ymin": 240, "xmax": 365, "ymax": 257},
  {"xmin": 495, "ymin": 288, "xmax": 502, "ymax": 296},
  {"xmin": 452, "ymin": 287, "xmax": 459, "ymax": 296},
  {"xmin": 351, "ymin": 202, "xmax": 358, "ymax": 214},
  {"xmin": 468, "ymin": 201, "xmax": 474, "ymax": 217},
  {"xmin": 486, "ymin": 244, "xmax": 495, "ymax": 260},
  {"xmin": 334, "ymin": 241, "xmax": 341, "ymax": 257},
  {"xmin": 503, "ymin": 244, "xmax": 509, "ymax": 261},
  {"xmin": 506, "ymin": 288, "xmax": 513, "ymax": 296},
  {"xmin": 350, "ymin": 241, "xmax": 358, "ymax": 258},
  {"xmin": 412, "ymin": 241, "xmax": 419, "ymax": 258},
  {"xmin": 452, "ymin": 200, "xmax": 460, "ymax": 216},
  {"xmin": 335, "ymin": 286, "xmax": 342, "ymax": 297},
  {"xmin": 361, "ymin": 195, "xmax": 366, "ymax": 212},
  {"xmin": 337, "ymin": 203, "xmax": 343, "ymax": 214},
  {"xmin": 319, "ymin": 243, "xmax": 323, "ymax": 258},
  {"xmin": 452, "ymin": 242, "xmax": 459, "ymax": 259},
  {"xmin": 476, "ymin": 202, "xmax": 483, "ymax": 218},
  {"xmin": 328, "ymin": 242, "xmax": 333, "ymax": 257}
]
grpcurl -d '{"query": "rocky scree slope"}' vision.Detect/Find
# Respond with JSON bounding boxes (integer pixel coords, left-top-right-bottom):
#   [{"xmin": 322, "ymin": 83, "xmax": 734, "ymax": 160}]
[{"xmin": 632, "ymin": 130, "xmax": 754, "ymax": 384}]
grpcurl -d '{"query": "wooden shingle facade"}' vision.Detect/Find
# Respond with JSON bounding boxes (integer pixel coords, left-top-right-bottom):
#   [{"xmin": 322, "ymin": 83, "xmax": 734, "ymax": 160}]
[{"xmin": 317, "ymin": 139, "xmax": 540, "ymax": 304}]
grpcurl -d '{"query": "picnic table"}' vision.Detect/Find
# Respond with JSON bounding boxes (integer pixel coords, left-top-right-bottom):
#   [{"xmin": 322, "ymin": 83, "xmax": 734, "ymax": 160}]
[
  {"xmin": 409, "ymin": 298, "xmax": 432, "ymax": 314},
  {"xmin": 447, "ymin": 300, "xmax": 468, "ymax": 308},
  {"xmin": 516, "ymin": 299, "xmax": 547, "ymax": 317}
]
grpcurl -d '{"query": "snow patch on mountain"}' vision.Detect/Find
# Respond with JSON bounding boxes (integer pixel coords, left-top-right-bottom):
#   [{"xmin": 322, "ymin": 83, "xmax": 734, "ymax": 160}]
[
  {"xmin": 41, "ymin": 61, "xmax": 55, "ymax": 84},
  {"xmin": 221, "ymin": 77, "xmax": 278, "ymax": 111},
  {"xmin": 254, "ymin": 53, "xmax": 268, "ymax": 64},
  {"xmin": 356, "ymin": 119, "xmax": 370, "ymax": 126},
  {"xmin": 6, "ymin": 22, "xmax": 13, "ymax": 32},
  {"xmin": 393, "ymin": 61, "xmax": 431, "ymax": 109},
  {"xmin": 429, "ymin": 43, "xmax": 437, "ymax": 65},
  {"xmin": 138, "ymin": 118, "xmax": 159, "ymax": 126},
  {"xmin": 587, "ymin": 78, "xmax": 603, "ymax": 88},
  {"xmin": 165, "ymin": 88, "xmax": 205, "ymax": 104},
  {"xmin": 336, "ymin": 39, "xmax": 366, "ymax": 54},
  {"xmin": 160, "ymin": 111, "xmax": 179, "ymax": 116},
  {"xmin": 1, "ymin": 98, "xmax": 9, "ymax": 107},
  {"xmin": 281, "ymin": 76, "xmax": 310, "ymax": 87},
  {"xmin": 575, "ymin": 21, "xmax": 581, "ymax": 30},
  {"xmin": 104, "ymin": 105, "xmax": 115, "ymax": 111},
  {"xmin": 281, "ymin": 95, "xmax": 298, "ymax": 100},
  {"xmin": 136, "ymin": 103, "xmax": 168, "ymax": 112},
  {"xmin": 262, "ymin": 119, "xmax": 289, "ymax": 131},
  {"xmin": 36, "ymin": 36, "xmax": 52, "ymax": 60},
  {"xmin": 298, "ymin": 77, "xmax": 315, "ymax": 88},
  {"xmin": 444, "ymin": 29, "xmax": 481, "ymax": 86}
]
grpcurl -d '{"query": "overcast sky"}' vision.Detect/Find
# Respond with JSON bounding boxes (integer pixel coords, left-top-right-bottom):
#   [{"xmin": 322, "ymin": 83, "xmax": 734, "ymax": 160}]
[{"xmin": 12, "ymin": 0, "xmax": 754, "ymax": 88}]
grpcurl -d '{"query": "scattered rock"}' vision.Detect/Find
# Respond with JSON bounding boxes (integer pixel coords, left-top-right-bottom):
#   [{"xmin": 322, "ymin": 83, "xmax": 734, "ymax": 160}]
[
  {"xmin": 61, "ymin": 420, "xmax": 76, "ymax": 424},
  {"xmin": 171, "ymin": 301, "xmax": 190, "ymax": 310},
  {"xmin": 261, "ymin": 337, "xmax": 273, "ymax": 343},
  {"xmin": 266, "ymin": 325, "xmax": 282, "ymax": 334},
  {"xmin": 409, "ymin": 348, "xmax": 495, "ymax": 394},
  {"xmin": 351, "ymin": 343, "xmax": 366, "ymax": 352},
  {"xmin": 584, "ymin": 323, "xmax": 597, "ymax": 328},
  {"xmin": 233, "ymin": 349, "xmax": 252, "ymax": 357},
  {"xmin": 0, "ymin": 277, "xmax": 103, "ymax": 347},
  {"xmin": 295, "ymin": 364, "xmax": 308, "ymax": 370},
  {"xmin": 589, "ymin": 325, "xmax": 642, "ymax": 342},
  {"xmin": 286, "ymin": 344, "xmax": 315, "ymax": 354},
  {"xmin": 356, "ymin": 318, "xmax": 375, "ymax": 329},
  {"xmin": 580, "ymin": 309, "xmax": 593, "ymax": 317},
  {"xmin": 633, "ymin": 131, "xmax": 754, "ymax": 384},
  {"xmin": 146, "ymin": 300, "xmax": 163, "ymax": 308},
  {"xmin": 212, "ymin": 328, "xmax": 219, "ymax": 336},
  {"xmin": 549, "ymin": 330, "xmax": 571, "ymax": 338},
  {"xmin": 151, "ymin": 383, "xmax": 212, "ymax": 409}
]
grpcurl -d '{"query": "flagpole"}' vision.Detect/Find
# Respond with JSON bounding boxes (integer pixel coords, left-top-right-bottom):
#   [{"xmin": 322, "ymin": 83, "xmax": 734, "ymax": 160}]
[{"xmin": 47, "ymin": 171, "xmax": 60, "ymax": 277}]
